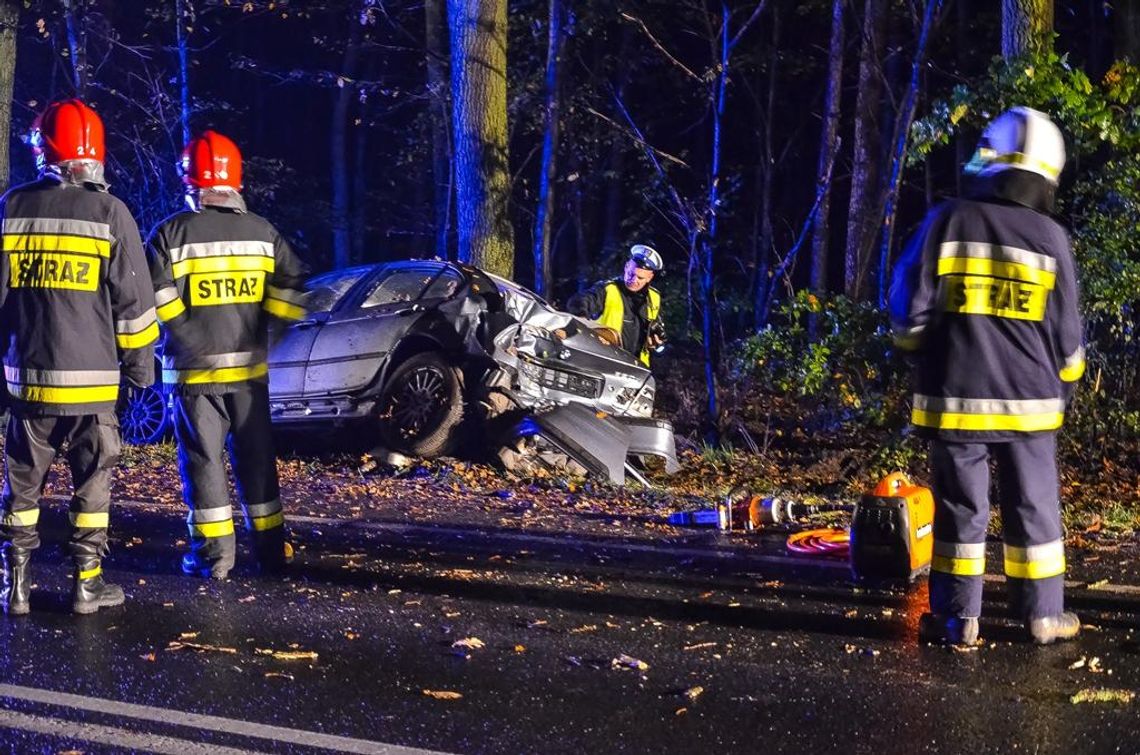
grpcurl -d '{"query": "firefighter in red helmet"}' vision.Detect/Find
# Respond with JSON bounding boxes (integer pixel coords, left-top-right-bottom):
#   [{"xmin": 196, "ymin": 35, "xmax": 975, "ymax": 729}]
[
  {"xmin": 0, "ymin": 100, "xmax": 157, "ymax": 615},
  {"xmin": 147, "ymin": 130, "xmax": 308, "ymax": 580}
]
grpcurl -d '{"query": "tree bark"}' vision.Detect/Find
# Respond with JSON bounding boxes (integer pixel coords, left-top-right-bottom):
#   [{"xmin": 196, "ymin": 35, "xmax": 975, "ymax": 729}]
[
  {"xmin": 752, "ymin": 4, "xmax": 779, "ymax": 331},
  {"xmin": 331, "ymin": 5, "xmax": 364, "ymax": 269},
  {"xmin": 877, "ymin": 0, "xmax": 943, "ymax": 307},
  {"xmin": 810, "ymin": 0, "xmax": 844, "ymax": 298},
  {"xmin": 174, "ymin": 0, "xmax": 194, "ymax": 144},
  {"xmin": 0, "ymin": 0, "xmax": 18, "ymax": 194},
  {"xmin": 426, "ymin": 0, "xmax": 452, "ymax": 259},
  {"xmin": 449, "ymin": 0, "xmax": 513, "ymax": 278},
  {"xmin": 352, "ymin": 102, "xmax": 369, "ymax": 264},
  {"xmin": 1115, "ymin": 0, "xmax": 1140, "ymax": 62},
  {"xmin": 532, "ymin": 0, "xmax": 568, "ymax": 297},
  {"xmin": 1002, "ymin": 0, "xmax": 1053, "ymax": 58},
  {"xmin": 62, "ymin": 0, "xmax": 88, "ymax": 96},
  {"xmin": 844, "ymin": 0, "xmax": 884, "ymax": 301}
]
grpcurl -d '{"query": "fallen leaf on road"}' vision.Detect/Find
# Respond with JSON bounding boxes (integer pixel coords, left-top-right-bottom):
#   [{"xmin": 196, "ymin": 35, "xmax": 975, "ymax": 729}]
[
  {"xmin": 674, "ymin": 707, "xmax": 688, "ymax": 716},
  {"xmin": 612, "ymin": 654, "xmax": 649, "ymax": 672},
  {"xmin": 570, "ymin": 625, "xmax": 598, "ymax": 634},
  {"xmin": 682, "ymin": 642, "xmax": 717, "ymax": 652},
  {"xmin": 238, "ymin": 595, "xmax": 257, "ymax": 603},
  {"xmin": 179, "ymin": 632, "xmax": 200, "ymax": 640},
  {"xmin": 139, "ymin": 653, "xmax": 156, "ymax": 662},
  {"xmin": 1070, "ymin": 688, "xmax": 1135, "ymax": 704},
  {"xmin": 256, "ymin": 648, "xmax": 319, "ymax": 661},
  {"xmin": 1087, "ymin": 579, "xmax": 1111, "ymax": 590},
  {"xmin": 264, "ymin": 672, "xmax": 294, "ymax": 681},
  {"xmin": 1070, "ymin": 657, "xmax": 1087, "ymax": 670},
  {"xmin": 422, "ymin": 689, "xmax": 463, "ymax": 700},
  {"xmin": 682, "ymin": 686, "xmax": 704, "ymax": 701},
  {"xmin": 514, "ymin": 645, "xmax": 526, "ymax": 653},
  {"xmin": 166, "ymin": 641, "xmax": 237, "ymax": 655},
  {"xmin": 451, "ymin": 637, "xmax": 485, "ymax": 650}
]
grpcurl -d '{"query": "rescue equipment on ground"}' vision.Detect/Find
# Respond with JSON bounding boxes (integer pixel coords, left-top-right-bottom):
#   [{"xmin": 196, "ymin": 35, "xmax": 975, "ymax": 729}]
[
  {"xmin": 848, "ymin": 472, "xmax": 934, "ymax": 582},
  {"xmin": 786, "ymin": 529, "xmax": 850, "ymax": 558}
]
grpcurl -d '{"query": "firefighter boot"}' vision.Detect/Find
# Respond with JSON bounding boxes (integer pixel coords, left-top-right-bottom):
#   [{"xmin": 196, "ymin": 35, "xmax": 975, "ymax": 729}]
[
  {"xmin": 1027, "ymin": 612, "xmax": 1081, "ymax": 645},
  {"xmin": 254, "ymin": 533, "xmax": 291, "ymax": 576},
  {"xmin": 181, "ymin": 552, "xmax": 233, "ymax": 581},
  {"xmin": 918, "ymin": 613, "xmax": 980, "ymax": 646},
  {"xmin": 2, "ymin": 547, "xmax": 31, "ymax": 616},
  {"xmin": 72, "ymin": 553, "xmax": 125, "ymax": 615}
]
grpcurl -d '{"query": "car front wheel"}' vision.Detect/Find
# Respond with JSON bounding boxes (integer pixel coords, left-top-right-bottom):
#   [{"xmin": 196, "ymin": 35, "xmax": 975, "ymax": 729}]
[
  {"xmin": 376, "ymin": 351, "xmax": 463, "ymax": 458},
  {"xmin": 118, "ymin": 383, "xmax": 170, "ymax": 445}
]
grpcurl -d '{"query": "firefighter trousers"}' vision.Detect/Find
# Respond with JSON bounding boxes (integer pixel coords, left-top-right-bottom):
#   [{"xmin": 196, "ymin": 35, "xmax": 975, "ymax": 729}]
[
  {"xmin": 172, "ymin": 384, "xmax": 284, "ymax": 568},
  {"xmin": 1, "ymin": 413, "xmax": 122, "ymax": 555},
  {"xmin": 929, "ymin": 434, "xmax": 1066, "ymax": 621}
]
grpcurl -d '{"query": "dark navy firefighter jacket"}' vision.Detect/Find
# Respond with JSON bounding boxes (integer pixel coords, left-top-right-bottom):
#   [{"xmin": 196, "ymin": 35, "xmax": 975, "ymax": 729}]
[{"xmin": 888, "ymin": 175, "xmax": 1085, "ymax": 442}]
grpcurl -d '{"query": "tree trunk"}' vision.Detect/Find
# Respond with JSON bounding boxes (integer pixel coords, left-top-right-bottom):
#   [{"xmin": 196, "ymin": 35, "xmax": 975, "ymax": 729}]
[
  {"xmin": 877, "ymin": 0, "xmax": 943, "ymax": 307},
  {"xmin": 601, "ymin": 28, "xmax": 633, "ymax": 261},
  {"xmin": 426, "ymin": 0, "xmax": 452, "ymax": 259},
  {"xmin": 0, "ymin": 0, "xmax": 17, "ymax": 194},
  {"xmin": 1115, "ymin": 0, "xmax": 1140, "ymax": 62},
  {"xmin": 532, "ymin": 0, "xmax": 568, "ymax": 298},
  {"xmin": 331, "ymin": 6, "xmax": 364, "ymax": 269},
  {"xmin": 175, "ymin": 0, "xmax": 194, "ymax": 144},
  {"xmin": 844, "ymin": 0, "xmax": 884, "ymax": 301},
  {"xmin": 752, "ymin": 4, "xmax": 779, "ymax": 331},
  {"xmin": 449, "ymin": 0, "xmax": 513, "ymax": 278},
  {"xmin": 352, "ymin": 106, "xmax": 368, "ymax": 264},
  {"xmin": 62, "ymin": 0, "xmax": 88, "ymax": 96},
  {"xmin": 810, "ymin": 0, "xmax": 844, "ymax": 298},
  {"xmin": 1002, "ymin": 0, "xmax": 1053, "ymax": 58}
]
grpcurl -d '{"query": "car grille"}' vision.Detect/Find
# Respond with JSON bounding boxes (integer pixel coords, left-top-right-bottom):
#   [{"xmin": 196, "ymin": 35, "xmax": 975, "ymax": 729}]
[{"xmin": 518, "ymin": 356, "xmax": 603, "ymax": 399}]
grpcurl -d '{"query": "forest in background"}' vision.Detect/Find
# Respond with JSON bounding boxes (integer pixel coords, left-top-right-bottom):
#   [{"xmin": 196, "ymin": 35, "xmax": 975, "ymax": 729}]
[{"xmin": 0, "ymin": 0, "xmax": 1139, "ymax": 465}]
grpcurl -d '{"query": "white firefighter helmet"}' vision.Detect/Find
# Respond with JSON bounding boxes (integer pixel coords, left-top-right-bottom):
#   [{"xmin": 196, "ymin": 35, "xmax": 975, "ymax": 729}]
[{"xmin": 964, "ymin": 106, "xmax": 1065, "ymax": 185}]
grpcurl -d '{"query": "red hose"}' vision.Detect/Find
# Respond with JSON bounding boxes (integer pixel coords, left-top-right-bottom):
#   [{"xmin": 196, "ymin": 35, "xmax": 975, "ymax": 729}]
[{"xmin": 786, "ymin": 528, "xmax": 850, "ymax": 558}]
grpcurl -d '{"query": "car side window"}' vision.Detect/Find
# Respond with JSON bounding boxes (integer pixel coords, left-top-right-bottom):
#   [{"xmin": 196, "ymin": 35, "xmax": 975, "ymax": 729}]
[
  {"xmin": 361, "ymin": 269, "xmax": 435, "ymax": 309},
  {"xmin": 305, "ymin": 267, "xmax": 371, "ymax": 313},
  {"xmin": 421, "ymin": 269, "xmax": 463, "ymax": 300}
]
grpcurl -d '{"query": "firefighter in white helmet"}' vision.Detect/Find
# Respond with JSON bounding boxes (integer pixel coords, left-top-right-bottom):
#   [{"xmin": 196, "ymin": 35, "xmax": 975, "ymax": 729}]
[
  {"xmin": 568, "ymin": 244, "xmax": 665, "ymax": 366},
  {"xmin": 890, "ymin": 107, "xmax": 1084, "ymax": 646}
]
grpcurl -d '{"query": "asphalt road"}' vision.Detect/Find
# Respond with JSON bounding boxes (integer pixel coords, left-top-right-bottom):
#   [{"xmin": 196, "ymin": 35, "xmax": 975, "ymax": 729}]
[{"xmin": 1, "ymin": 501, "xmax": 1138, "ymax": 754}]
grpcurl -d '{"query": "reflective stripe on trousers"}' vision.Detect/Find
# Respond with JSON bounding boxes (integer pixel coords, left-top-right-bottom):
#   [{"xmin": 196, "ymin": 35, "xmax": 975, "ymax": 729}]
[{"xmin": 929, "ymin": 435, "xmax": 1065, "ymax": 621}]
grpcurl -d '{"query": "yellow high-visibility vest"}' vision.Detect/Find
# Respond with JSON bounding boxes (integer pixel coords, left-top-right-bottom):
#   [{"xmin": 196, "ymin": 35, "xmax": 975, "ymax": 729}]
[{"xmin": 598, "ymin": 282, "xmax": 661, "ymax": 366}]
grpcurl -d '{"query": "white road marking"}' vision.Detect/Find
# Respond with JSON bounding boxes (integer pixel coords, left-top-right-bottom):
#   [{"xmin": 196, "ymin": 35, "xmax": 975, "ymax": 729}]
[
  {"xmin": 0, "ymin": 709, "xmax": 266, "ymax": 754},
  {"xmin": 0, "ymin": 684, "xmax": 453, "ymax": 755}
]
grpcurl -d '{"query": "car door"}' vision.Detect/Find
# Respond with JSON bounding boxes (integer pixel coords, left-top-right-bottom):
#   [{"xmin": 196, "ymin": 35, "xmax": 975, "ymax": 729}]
[
  {"xmin": 268, "ymin": 265, "xmax": 376, "ymax": 399},
  {"xmin": 302, "ymin": 263, "xmax": 450, "ymax": 397}
]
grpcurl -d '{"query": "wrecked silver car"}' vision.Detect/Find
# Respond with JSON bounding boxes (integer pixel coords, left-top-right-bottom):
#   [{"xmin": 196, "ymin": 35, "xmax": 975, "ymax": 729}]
[{"xmin": 265, "ymin": 260, "xmax": 678, "ymax": 484}]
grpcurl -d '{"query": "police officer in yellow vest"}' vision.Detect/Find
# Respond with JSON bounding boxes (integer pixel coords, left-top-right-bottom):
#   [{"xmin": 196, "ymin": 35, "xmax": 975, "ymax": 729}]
[{"xmin": 568, "ymin": 245, "xmax": 664, "ymax": 366}]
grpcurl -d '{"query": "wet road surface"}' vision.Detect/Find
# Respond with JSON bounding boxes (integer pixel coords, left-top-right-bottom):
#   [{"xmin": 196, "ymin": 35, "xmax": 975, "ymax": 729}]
[{"xmin": 1, "ymin": 501, "xmax": 1138, "ymax": 754}]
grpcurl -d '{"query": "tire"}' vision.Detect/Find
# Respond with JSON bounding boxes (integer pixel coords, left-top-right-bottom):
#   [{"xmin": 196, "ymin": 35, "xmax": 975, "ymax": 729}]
[
  {"xmin": 376, "ymin": 351, "xmax": 463, "ymax": 457},
  {"xmin": 118, "ymin": 383, "xmax": 170, "ymax": 445}
]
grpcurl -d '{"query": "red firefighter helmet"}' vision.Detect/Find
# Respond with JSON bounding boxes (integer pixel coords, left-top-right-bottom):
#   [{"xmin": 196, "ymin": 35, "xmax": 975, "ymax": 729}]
[
  {"xmin": 30, "ymin": 99, "xmax": 105, "ymax": 169},
  {"xmin": 180, "ymin": 130, "xmax": 242, "ymax": 190}
]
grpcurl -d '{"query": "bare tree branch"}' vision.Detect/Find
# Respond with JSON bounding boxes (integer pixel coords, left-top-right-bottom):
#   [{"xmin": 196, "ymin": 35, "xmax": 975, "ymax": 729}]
[{"xmin": 620, "ymin": 11, "xmax": 703, "ymax": 83}]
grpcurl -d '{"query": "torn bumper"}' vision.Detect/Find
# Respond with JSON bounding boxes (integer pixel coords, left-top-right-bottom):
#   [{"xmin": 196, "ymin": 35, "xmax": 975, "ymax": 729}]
[{"xmin": 529, "ymin": 403, "xmax": 679, "ymax": 485}]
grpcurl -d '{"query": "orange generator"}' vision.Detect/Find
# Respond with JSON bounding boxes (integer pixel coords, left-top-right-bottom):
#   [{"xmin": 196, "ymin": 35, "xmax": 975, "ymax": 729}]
[{"xmin": 849, "ymin": 473, "xmax": 934, "ymax": 582}]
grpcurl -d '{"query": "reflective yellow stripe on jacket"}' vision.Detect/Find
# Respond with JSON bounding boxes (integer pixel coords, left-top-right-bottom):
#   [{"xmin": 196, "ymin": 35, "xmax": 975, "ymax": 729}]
[
  {"xmin": 599, "ymin": 283, "xmax": 661, "ymax": 366},
  {"xmin": 911, "ymin": 394, "xmax": 1065, "ymax": 433},
  {"xmin": 4, "ymin": 366, "xmax": 120, "ymax": 406}
]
